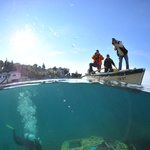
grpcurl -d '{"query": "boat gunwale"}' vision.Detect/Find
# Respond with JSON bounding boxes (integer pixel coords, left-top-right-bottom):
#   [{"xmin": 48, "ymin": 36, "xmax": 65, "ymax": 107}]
[{"xmin": 87, "ymin": 68, "xmax": 145, "ymax": 77}]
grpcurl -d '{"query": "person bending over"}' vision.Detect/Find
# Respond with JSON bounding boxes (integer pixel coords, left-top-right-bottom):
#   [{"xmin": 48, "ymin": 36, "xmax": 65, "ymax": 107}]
[{"xmin": 112, "ymin": 38, "xmax": 129, "ymax": 70}]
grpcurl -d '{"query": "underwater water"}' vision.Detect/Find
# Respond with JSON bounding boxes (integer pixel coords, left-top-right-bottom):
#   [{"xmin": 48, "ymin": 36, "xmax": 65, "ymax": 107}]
[{"xmin": 0, "ymin": 79, "xmax": 150, "ymax": 150}]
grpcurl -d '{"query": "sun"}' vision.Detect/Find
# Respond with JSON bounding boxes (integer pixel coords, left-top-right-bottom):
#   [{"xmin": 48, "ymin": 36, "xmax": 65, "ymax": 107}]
[
  {"xmin": 11, "ymin": 25, "xmax": 37, "ymax": 53},
  {"xmin": 9, "ymin": 25, "xmax": 40, "ymax": 64}
]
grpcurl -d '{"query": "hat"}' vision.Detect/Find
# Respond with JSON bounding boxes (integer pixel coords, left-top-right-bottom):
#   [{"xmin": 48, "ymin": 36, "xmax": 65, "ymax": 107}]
[{"xmin": 96, "ymin": 50, "xmax": 99, "ymax": 53}]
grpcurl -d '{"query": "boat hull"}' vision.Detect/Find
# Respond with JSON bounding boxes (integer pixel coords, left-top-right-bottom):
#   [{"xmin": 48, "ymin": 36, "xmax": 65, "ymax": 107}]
[{"xmin": 85, "ymin": 68, "xmax": 145, "ymax": 85}]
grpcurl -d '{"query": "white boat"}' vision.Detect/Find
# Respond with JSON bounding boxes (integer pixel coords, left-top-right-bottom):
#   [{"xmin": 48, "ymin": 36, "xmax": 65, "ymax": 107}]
[{"xmin": 84, "ymin": 68, "xmax": 145, "ymax": 85}]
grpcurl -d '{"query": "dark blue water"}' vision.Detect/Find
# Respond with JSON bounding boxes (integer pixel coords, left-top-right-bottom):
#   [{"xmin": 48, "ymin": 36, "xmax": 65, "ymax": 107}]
[{"xmin": 0, "ymin": 80, "xmax": 150, "ymax": 150}]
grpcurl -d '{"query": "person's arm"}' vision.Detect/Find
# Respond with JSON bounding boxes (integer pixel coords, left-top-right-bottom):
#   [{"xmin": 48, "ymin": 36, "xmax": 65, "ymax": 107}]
[
  {"xmin": 100, "ymin": 54, "xmax": 104, "ymax": 60},
  {"xmin": 113, "ymin": 45, "xmax": 117, "ymax": 50},
  {"xmin": 13, "ymin": 130, "xmax": 24, "ymax": 146},
  {"xmin": 111, "ymin": 59, "xmax": 117, "ymax": 69},
  {"xmin": 92, "ymin": 55, "xmax": 96, "ymax": 62},
  {"xmin": 114, "ymin": 41, "xmax": 123, "ymax": 50},
  {"xmin": 118, "ymin": 41, "xmax": 124, "ymax": 48}
]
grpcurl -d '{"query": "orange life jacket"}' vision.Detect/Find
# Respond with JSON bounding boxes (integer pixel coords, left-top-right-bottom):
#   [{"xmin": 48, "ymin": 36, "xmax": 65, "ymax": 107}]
[{"xmin": 92, "ymin": 54, "xmax": 104, "ymax": 66}]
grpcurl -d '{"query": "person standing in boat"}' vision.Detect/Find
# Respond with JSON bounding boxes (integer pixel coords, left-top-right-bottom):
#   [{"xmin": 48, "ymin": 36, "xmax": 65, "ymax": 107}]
[
  {"xmin": 88, "ymin": 50, "xmax": 104, "ymax": 73},
  {"xmin": 112, "ymin": 38, "xmax": 129, "ymax": 70},
  {"xmin": 104, "ymin": 54, "xmax": 117, "ymax": 72}
]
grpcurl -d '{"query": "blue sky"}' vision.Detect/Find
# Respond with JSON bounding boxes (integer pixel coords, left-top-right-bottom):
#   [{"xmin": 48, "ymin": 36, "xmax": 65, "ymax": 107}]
[{"xmin": 0, "ymin": 0, "xmax": 150, "ymax": 86}]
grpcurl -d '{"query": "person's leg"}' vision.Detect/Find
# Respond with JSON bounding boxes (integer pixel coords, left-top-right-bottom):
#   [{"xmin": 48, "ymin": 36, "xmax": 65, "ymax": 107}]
[
  {"xmin": 89, "ymin": 63, "xmax": 94, "ymax": 72},
  {"xmin": 109, "ymin": 68, "xmax": 113, "ymax": 72},
  {"xmin": 105, "ymin": 68, "xmax": 108, "ymax": 72},
  {"xmin": 89, "ymin": 63, "xmax": 100, "ymax": 73},
  {"xmin": 124, "ymin": 54, "xmax": 129, "ymax": 69},
  {"xmin": 119, "ymin": 56, "xmax": 123, "ymax": 70},
  {"xmin": 97, "ymin": 65, "xmax": 101, "ymax": 72}
]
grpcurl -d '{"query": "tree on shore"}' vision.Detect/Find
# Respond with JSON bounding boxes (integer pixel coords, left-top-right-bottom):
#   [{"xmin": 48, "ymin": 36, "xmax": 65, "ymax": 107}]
[{"xmin": 0, "ymin": 59, "xmax": 81, "ymax": 79}]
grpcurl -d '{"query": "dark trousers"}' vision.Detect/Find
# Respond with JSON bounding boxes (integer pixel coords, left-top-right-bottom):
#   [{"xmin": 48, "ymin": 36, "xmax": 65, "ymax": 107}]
[
  {"xmin": 104, "ymin": 68, "xmax": 113, "ymax": 72},
  {"xmin": 89, "ymin": 63, "xmax": 101, "ymax": 72}
]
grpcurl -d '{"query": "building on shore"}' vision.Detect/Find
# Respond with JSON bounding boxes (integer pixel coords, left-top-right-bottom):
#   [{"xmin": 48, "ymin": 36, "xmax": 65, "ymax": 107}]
[{"xmin": 0, "ymin": 71, "xmax": 21, "ymax": 84}]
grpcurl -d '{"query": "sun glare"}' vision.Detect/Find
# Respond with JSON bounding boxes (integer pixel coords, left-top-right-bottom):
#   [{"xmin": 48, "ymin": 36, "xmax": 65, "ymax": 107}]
[
  {"xmin": 9, "ymin": 25, "xmax": 40, "ymax": 64},
  {"xmin": 11, "ymin": 25, "xmax": 37, "ymax": 53}
]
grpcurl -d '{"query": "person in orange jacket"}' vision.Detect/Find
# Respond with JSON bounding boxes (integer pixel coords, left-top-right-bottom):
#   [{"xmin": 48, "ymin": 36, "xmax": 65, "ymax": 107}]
[{"xmin": 89, "ymin": 50, "xmax": 104, "ymax": 73}]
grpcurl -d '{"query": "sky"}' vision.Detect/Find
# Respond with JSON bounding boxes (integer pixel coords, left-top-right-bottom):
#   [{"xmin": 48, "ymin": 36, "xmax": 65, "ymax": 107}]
[{"xmin": 0, "ymin": 0, "xmax": 150, "ymax": 86}]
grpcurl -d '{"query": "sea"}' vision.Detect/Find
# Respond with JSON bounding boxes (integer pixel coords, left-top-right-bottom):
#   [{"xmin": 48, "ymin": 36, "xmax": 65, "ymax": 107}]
[{"xmin": 0, "ymin": 79, "xmax": 150, "ymax": 150}]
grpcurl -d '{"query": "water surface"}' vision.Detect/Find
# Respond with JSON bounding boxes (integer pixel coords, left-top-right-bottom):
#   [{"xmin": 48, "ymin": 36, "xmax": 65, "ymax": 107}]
[{"xmin": 0, "ymin": 79, "xmax": 150, "ymax": 150}]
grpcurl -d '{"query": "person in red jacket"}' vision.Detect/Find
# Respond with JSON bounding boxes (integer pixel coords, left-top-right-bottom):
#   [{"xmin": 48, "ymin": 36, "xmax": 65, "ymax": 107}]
[{"xmin": 89, "ymin": 50, "xmax": 104, "ymax": 73}]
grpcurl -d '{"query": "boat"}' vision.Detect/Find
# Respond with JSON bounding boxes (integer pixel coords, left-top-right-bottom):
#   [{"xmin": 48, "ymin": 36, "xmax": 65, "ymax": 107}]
[
  {"xmin": 83, "ymin": 68, "xmax": 145, "ymax": 85},
  {"xmin": 61, "ymin": 136, "xmax": 131, "ymax": 150}
]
